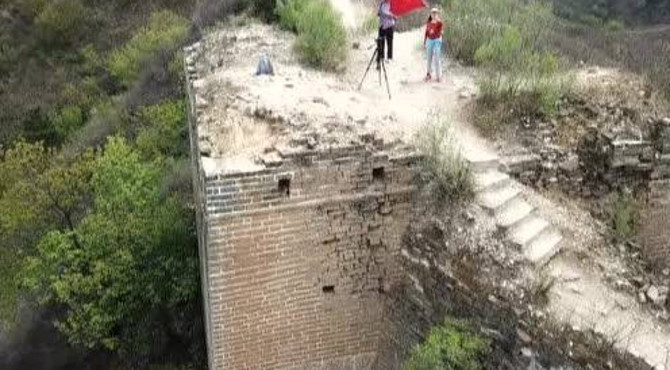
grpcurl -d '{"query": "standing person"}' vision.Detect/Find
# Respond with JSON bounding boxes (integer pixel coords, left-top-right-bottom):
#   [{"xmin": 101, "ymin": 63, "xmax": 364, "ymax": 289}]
[
  {"xmin": 424, "ymin": 7, "xmax": 443, "ymax": 82},
  {"xmin": 378, "ymin": 0, "xmax": 397, "ymax": 64}
]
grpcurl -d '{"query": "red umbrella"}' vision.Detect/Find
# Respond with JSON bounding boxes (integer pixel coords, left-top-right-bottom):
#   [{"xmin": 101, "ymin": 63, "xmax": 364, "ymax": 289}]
[{"xmin": 390, "ymin": 0, "xmax": 427, "ymax": 17}]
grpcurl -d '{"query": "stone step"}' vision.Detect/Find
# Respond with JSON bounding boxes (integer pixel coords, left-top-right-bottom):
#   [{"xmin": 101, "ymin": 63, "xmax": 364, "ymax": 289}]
[
  {"xmin": 477, "ymin": 184, "xmax": 522, "ymax": 212},
  {"xmin": 524, "ymin": 228, "xmax": 563, "ymax": 265},
  {"xmin": 469, "ymin": 157, "xmax": 501, "ymax": 173},
  {"xmin": 500, "ymin": 153, "xmax": 541, "ymax": 175},
  {"xmin": 495, "ymin": 197, "xmax": 535, "ymax": 229},
  {"xmin": 474, "ymin": 171, "xmax": 510, "ymax": 192},
  {"xmin": 508, "ymin": 215, "xmax": 550, "ymax": 247}
]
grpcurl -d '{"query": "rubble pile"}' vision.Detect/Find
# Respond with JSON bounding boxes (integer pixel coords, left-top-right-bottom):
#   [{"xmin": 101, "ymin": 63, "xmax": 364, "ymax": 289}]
[
  {"xmin": 503, "ymin": 95, "xmax": 670, "ymax": 198},
  {"xmin": 599, "ymin": 240, "xmax": 670, "ymax": 320},
  {"xmin": 652, "ymin": 118, "xmax": 670, "ymax": 179},
  {"xmin": 492, "ymin": 75, "xmax": 670, "ymax": 315}
]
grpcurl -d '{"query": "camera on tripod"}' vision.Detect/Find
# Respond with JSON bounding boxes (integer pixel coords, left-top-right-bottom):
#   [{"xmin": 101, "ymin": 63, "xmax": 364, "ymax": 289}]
[{"xmin": 357, "ymin": 37, "xmax": 392, "ymax": 99}]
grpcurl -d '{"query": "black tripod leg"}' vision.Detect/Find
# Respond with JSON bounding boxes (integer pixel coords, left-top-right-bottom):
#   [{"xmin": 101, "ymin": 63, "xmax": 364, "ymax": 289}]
[
  {"xmin": 377, "ymin": 62, "xmax": 384, "ymax": 86},
  {"xmin": 358, "ymin": 49, "xmax": 378, "ymax": 91},
  {"xmin": 378, "ymin": 61, "xmax": 382, "ymax": 86},
  {"xmin": 381, "ymin": 60, "xmax": 391, "ymax": 100}
]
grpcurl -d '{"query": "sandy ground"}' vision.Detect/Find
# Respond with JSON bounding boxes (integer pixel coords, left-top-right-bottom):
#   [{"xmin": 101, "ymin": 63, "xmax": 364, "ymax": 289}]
[{"xmin": 190, "ymin": 4, "xmax": 670, "ymax": 367}]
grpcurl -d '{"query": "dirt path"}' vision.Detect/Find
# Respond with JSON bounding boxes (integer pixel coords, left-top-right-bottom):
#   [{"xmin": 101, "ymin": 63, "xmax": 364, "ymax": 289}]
[
  {"xmin": 342, "ymin": 28, "xmax": 495, "ymax": 161},
  {"xmin": 341, "ymin": 17, "xmax": 670, "ymax": 370}
]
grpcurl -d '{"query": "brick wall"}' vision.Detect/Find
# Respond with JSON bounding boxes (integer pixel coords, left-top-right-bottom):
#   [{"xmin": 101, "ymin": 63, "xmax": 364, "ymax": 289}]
[
  {"xmin": 198, "ymin": 141, "xmax": 423, "ymax": 370},
  {"xmin": 640, "ymin": 179, "xmax": 670, "ymax": 270},
  {"xmin": 640, "ymin": 121, "xmax": 670, "ymax": 270},
  {"xmin": 185, "ymin": 53, "xmax": 215, "ymax": 370}
]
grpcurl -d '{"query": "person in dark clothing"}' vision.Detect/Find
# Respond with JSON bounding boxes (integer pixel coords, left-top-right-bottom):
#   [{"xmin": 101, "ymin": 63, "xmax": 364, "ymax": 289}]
[{"xmin": 378, "ymin": 0, "xmax": 397, "ymax": 64}]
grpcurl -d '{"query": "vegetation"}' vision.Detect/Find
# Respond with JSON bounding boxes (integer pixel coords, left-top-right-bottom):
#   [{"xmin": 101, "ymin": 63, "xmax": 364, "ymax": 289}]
[
  {"xmin": 550, "ymin": 20, "xmax": 670, "ymax": 102},
  {"xmin": 276, "ymin": 0, "xmax": 309, "ymax": 32},
  {"xmin": 606, "ymin": 190, "xmax": 640, "ymax": 241},
  {"xmin": 360, "ymin": 12, "xmax": 379, "ymax": 35},
  {"xmin": 443, "ymin": 0, "xmax": 571, "ymax": 133},
  {"xmin": 0, "ymin": 0, "xmax": 205, "ymax": 368},
  {"xmin": 403, "ymin": 318, "xmax": 490, "ymax": 370},
  {"xmin": 23, "ymin": 137, "xmax": 198, "ymax": 361},
  {"xmin": 34, "ymin": 0, "xmax": 89, "ymax": 46},
  {"xmin": 551, "ymin": 0, "xmax": 670, "ymax": 26},
  {"xmin": 416, "ymin": 119, "xmax": 474, "ymax": 204},
  {"xmin": 276, "ymin": 0, "xmax": 348, "ymax": 70},
  {"xmin": 108, "ymin": 11, "xmax": 190, "ymax": 88}
]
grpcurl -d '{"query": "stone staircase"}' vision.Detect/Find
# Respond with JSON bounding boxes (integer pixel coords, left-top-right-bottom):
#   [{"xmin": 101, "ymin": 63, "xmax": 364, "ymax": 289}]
[{"xmin": 470, "ymin": 156, "xmax": 563, "ymax": 266}]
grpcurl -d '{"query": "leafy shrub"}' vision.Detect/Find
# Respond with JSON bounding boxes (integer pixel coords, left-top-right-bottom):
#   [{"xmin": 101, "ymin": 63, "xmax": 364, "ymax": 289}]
[
  {"xmin": 35, "ymin": 0, "xmax": 88, "ymax": 46},
  {"xmin": 295, "ymin": 0, "xmax": 348, "ymax": 70},
  {"xmin": 51, "ymin": 105, "xmax": 85, "ymax": 139},
  {"xmin": 80, "ymin": 45, "xmax": 106, "ymax": 76},
  {"xmin": 606, "ymin": 190, "xmax": 639, "ymax": 241},
  {"xmin": 442, "ymin": 0, "xmax": 521, "ymax": 65},
  {"xmin": 108, "ymin": 11, "xmax": 189, "ymax": 87},
  {"xmin": 403, "ymin": 318, "xmax": 490, "ymax": 370},
  {"xmin": 135, "ymin": 100, "xmax": 187, "ymax": 159},
  {"xmin": 277, "ymin": 0, "xmax": 348, "ymax": 71},
  {"xmin": 68, "ymin": 100, "xmax": 125, "ymax": 150},
  {"xmin": 276, "ymin": 0, "xmax": 309, "ymax": 32},
  {"xmin": 23, "ymin": 137, "xmax": 198, "ymax": 355},
  {"xmin": 61, "ymin": 77, "xmax": 103, "ymax": 112},
  {"xmin": 416, "ymin": 119, "xmax": 474, "ymax": 204},
  {"xmin": 444, "ymin": 0, "xmax": 570, "ymax": 128}
]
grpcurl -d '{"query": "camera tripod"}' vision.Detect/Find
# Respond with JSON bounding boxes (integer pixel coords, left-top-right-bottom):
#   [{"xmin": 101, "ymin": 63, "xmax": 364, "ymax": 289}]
[{"xmin": 357, "ymin": 38, "xmax": 392, "ymax": 100}]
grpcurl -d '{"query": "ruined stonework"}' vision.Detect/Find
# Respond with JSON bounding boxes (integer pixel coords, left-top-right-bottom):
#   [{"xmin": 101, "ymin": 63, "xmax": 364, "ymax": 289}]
[
  {"xmin": 640, "ymin": 120, "xmax": 670, "ymax": 270},
  {"xmin": 184, "ymin": 38, "xmax": 426, "ymax": 368},
  {"xmin": 504, "ymin": 118, "xmax": 670, "ymax": 269},
  {"xmin": 640, "ymin": 179, "xmax": 670, "ymax": 269}
]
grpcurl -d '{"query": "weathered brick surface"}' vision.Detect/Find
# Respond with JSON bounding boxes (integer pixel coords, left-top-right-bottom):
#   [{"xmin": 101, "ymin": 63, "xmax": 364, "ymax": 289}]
[
  {"xmin": 640, "ymin": 179, "xmax": 670, "ymax": 270},
  {"xmin": 376, "ymin": 229, "xmax": 465, "ymax": 370},
  {"xmin": 640, "ymin": 121, "xmax": 670, "ymax": 270},
  {"xmin": 197, "ymin": 142, "xmax": 423, "ymax": 370}
]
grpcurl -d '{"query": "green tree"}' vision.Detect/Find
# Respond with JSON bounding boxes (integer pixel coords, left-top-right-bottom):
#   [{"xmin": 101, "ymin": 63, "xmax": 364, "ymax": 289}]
[
  {"xmin": 35, "ymin": 0, "xmax": 89, "ymax": 46},
  {"xmin": 0, "ymin": 141, "xmax": 93, "ymax": 242},
  {"xmin": 135, "ymin": 99, "xmax": 188, "ymax": 159},
  {"xmin": 23, "ymin": 137, "xmax": 199, "ymax": 364},
  {"xmin": 0, "ymin": 140, "xmax": 94, "ymax": 326},
  {"xmin": 108, "ymin": 11, "xmax": 189, "ymax": 87},
  {"xmin": 404, "ymin": 318, "xmax": 490, "ymax": 370}
]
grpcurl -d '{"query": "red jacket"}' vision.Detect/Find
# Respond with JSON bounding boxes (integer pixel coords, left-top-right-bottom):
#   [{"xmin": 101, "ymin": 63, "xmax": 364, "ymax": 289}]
[{"xmin": 425, "ymin": 20, "xmax": 443, "ymax": 40}]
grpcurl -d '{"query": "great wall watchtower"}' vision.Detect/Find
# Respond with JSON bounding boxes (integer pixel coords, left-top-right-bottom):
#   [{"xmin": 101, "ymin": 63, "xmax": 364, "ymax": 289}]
[{"xmin": 184, "ymin": 25, "xmax": 427, "ymax": 370}]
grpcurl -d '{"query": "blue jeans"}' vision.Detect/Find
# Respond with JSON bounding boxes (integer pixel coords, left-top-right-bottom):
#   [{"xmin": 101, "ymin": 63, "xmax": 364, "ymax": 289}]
[{"xmin": 426, "ymin": 38, "xmax": 443, "ymax": 79}]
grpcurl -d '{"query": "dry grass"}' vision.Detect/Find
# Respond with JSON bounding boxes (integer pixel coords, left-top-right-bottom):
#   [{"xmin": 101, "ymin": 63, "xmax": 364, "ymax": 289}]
[
  {"xmin": 416, "ymin": 118, "xmax": 474, "ymax": 204},
  {"xmin": 550, "ymin": 21, "xmax": 670, "ymax": 101}
]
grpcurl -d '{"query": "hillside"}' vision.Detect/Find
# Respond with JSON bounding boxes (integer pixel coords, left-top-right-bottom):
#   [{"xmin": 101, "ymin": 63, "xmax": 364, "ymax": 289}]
[
  {"xmin": 552, "ymin": 0, "xmax": 670, "ymax": 26},
  {"xmin": 0, "ymin": 0, "xmax": 205, "ymax": 369},
  {"xmin": 0, "ymin": 0, "xmax": 669, "ymax": 369}
]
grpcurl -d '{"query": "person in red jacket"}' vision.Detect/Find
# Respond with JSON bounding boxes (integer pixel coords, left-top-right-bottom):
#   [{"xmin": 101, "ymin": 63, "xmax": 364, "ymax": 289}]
[{"xmin": 423, "ymin": 7, "xmax": 443, "ymax": 82}]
